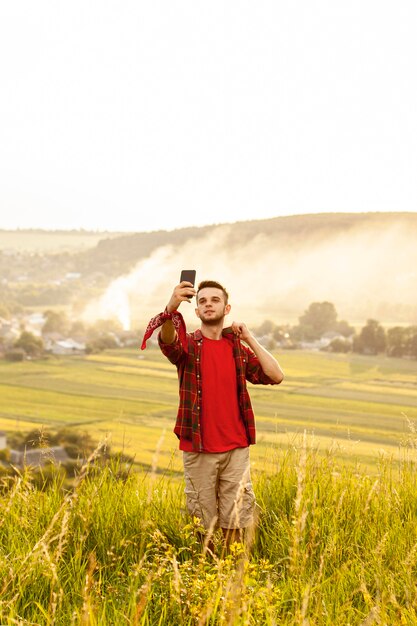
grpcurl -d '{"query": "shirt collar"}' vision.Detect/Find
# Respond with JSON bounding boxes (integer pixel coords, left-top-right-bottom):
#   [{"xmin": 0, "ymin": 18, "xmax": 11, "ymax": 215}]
[{"xmin": 192, "ymin": 327, "xmax": 235, "ymax": 342}]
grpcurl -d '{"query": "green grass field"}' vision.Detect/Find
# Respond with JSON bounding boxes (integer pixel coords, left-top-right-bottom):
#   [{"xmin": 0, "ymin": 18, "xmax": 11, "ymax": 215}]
[
  {"xmin": 2, "ymin": 447, "xmax": 417, "ymax": 624},
  {"xmin": 0, "ymin": 347, "xmax": 416, "ymax": 472},
  {"xmin": 1, "ymin": 348, "xmax": 417, "ymax": 624}
]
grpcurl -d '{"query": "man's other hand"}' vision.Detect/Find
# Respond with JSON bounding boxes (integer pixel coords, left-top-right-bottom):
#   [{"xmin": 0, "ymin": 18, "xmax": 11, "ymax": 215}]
[{"xmin": 231, "ymin": 321, "xmax": 252, "ymax": 342}]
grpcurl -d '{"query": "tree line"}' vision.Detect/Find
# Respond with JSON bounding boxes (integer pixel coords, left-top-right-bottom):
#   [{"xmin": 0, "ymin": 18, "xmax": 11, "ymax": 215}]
[
  {"xmin": 1, "ymin": 302, "xmax": 416, "ymax": 360},
  {"xmin": 255, "ymin": 301, "xmax": 417, "ymax": 358}
]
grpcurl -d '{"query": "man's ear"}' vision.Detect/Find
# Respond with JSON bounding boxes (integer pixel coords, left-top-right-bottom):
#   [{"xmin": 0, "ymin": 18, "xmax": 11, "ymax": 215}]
[
  {"xmin": 224, "ymin": 304, "xmax": 231, "ymax": 316},
  {"xmin": 195, "ymin": 307, "xmax": 201, "ymax": 319}
]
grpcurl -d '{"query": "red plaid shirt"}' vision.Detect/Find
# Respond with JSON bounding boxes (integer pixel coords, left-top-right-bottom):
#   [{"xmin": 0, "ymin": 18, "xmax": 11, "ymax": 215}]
[{"xmin": 142, "ymin": 310, "xmax": 278, "ymax": 452}]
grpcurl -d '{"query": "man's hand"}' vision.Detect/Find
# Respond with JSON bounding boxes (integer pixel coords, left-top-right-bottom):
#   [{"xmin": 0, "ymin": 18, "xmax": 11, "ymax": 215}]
[
  {"xmin": 231, "ymin": 321, "xmax": 252, "ymax": 343},
  {"xmin": 166, "ymin": 281, "xmax": 197, "ymax": 313},
  {"xmin": 231, "ymin": 320, "xmax": 284, "ymax": 383}
]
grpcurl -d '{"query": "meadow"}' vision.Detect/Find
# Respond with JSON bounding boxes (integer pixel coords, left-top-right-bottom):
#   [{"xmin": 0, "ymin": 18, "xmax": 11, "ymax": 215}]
[
  {"xmin": 1, "ymin": 348, "xmax": 417, "ymax": 624},
  {"xmin": 2, "ymin": 441, "xmax": 417, "ymax": 624}
]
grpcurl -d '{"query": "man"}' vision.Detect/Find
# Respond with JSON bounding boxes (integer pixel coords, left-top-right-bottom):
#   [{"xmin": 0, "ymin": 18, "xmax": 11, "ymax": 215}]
[{"xmin": 141, "ymin": 279, "xmax": 284, "ymax": 546}]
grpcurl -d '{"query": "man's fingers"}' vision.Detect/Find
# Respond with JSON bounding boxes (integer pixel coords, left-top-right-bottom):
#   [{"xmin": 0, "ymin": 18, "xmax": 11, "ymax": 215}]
[{"xmin": 175, "ymin": 284, "xmax": 196, "ymax": 298}]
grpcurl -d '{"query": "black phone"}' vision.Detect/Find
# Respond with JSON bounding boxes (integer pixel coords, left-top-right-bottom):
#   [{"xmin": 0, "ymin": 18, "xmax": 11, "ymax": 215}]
[
  {"xmin": 180, "ymin": 270, "xmax": 196, "ymax": 299},
  {"xmin": 180, "ymin": 270, "xmax": 196, "ymax": 286}
]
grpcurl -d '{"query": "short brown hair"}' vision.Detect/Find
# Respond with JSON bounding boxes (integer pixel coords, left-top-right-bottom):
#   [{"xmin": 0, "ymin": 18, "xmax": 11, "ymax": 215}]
[{"xmin": 197, "ymin": 280, "xmax": 229, "ymax": 304}]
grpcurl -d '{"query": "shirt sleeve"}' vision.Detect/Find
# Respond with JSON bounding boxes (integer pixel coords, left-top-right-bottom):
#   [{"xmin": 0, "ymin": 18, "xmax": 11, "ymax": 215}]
[
  {"xmin": 244, "ymin": 346, "xmax": 279, "ymax": 385},
  {"xmin": 141, "ymin": 309, "xmax": 188, "ymax": 352},
  {"xmin": 158, "ymin": 330, "xmax": 185, "ymax": 365}
]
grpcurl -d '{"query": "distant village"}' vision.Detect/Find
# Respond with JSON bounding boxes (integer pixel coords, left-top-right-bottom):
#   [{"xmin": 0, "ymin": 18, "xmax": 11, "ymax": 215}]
[
  {"xmin": 0, "ymin": 300, "xmax": 415, "ymax": 360},
  {"xmin": 0, "ymin": 309, "xmax": 140, "ymax": 361}
]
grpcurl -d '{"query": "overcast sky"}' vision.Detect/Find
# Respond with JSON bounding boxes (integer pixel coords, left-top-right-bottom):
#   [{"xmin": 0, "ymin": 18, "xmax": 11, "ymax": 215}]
[{"xmin": 1, "ymin": 1, "xmax": 416, "ymax": 232}]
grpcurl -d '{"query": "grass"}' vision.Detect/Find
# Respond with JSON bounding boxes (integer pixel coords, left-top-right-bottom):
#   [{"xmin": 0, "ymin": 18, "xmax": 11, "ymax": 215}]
[
  {"xmin": 1, "ymin": 349, "xmax": 417, "ymax": 623},
  {"xmin": 1, "ymin": 441, "xmax": 417, "ymax": 624}
]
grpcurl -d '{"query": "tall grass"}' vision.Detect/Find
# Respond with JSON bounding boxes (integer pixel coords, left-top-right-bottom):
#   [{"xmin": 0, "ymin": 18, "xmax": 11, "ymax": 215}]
[{"xmin": 1, "ymin": 439, "xmax": 417, "ymax": 625}]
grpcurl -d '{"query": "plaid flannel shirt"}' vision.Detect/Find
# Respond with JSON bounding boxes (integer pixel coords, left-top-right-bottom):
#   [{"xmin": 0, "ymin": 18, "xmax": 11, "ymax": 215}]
[{"xmin": 157, "ymin": 323, "xmax": 278, "ymax": 452}]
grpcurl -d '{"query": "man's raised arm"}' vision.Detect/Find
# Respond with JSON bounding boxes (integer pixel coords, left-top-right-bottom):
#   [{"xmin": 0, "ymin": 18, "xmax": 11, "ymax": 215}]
[{"xmin": 160, "ymin": 281, "xmax": 196, "ymax": 345}]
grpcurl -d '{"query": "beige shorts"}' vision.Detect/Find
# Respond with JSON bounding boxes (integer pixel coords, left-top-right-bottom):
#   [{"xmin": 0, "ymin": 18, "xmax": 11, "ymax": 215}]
[{"xmin": 183, "ymin": 447, "xmax": 255, "ymax": 530}]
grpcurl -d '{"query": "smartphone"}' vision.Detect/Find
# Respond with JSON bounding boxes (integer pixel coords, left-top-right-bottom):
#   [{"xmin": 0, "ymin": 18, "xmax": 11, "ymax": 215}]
[
  {"xmin": 180, "ymin": 270, "xmax": 196, "ymax": 299},
  {"xmin": 180, "ymin": 270, "xmax": 196, "ymax": 286}
]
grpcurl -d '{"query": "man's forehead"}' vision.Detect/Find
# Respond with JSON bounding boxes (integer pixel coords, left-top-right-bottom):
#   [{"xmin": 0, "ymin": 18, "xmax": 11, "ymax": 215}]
[{"xmin": 197, "ymin": 287, "xmax": 225, "ymax": 301}]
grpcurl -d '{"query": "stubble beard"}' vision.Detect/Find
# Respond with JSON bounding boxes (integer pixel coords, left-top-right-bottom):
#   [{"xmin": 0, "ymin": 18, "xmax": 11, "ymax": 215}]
[{"xmin": 200, "ymin": 311, "xmax": 225, "ymax": 325}]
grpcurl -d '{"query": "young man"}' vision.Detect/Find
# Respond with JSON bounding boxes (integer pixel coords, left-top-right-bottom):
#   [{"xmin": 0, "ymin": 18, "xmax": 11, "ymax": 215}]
[{"xmin": 141, "ymin": 279, "xmax": 284, "ymax": 545}]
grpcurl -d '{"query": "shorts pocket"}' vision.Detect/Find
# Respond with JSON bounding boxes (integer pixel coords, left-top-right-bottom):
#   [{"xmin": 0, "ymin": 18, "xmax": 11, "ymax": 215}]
[
  {"xmin": 240, "ymin": 482, "xmax": 256, "ymax": 527},
  {"xmin": 184, "ymin": 487, "xmax": 203, "ymax": 520}
]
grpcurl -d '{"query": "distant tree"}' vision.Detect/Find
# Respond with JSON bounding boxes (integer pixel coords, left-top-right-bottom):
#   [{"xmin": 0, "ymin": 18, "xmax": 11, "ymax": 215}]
[
  {"xmin": 335, "ymin": 319, "xmax": 355, "ymax": 337},
  {"xmin": 272, "ymin": 325, "xmax": 291, "ymax": 343},
  {"xmin": 69, "ymin": 320, "xmax": 87, "ymax": 337},
  {"xmin": 4, "ymin": 348, "xmax": 25, "ymax": 362},
  {"xmin": 406, "ymin": 327, "xmax": 417, "ymax": 359},
  {"xmin": 87, "ymin": 319, "xmax": 123, "ymax": 340},
  {"xmin": 86, "ymin": 334, "xmax": 119, "ymax": 354},
  {"xmin": 255, "ymin": 320, "xmax": 276, "ymax": 336},
  {"xmin": 353, "ymin": 319, "xmax": 386, "ymax": 355},
  {"xmin": 55, "ymin": 427, "xmax": 96, "ymax": 459},
  {"xmin": 14, "ymin": 331, "xmax": 44, "ymax": 357},
  {"xmin": 387, "ymin": 326, "xmax": 409, "ymax": 357},
  {"xmin": 326, "ymin": 337, "xmax": 352, "ymax": 353},
  {"xmin": 42, "ymin": 310, "xmax": 70, "ymax": 336},
  {"xmin": 297, "ymin": 302, "xmax": 338, "ymax": 340}
]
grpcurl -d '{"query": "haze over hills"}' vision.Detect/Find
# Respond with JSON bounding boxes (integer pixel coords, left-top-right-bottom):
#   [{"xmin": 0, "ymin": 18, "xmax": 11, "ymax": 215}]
[
  {"xmin": 1, "ymin": 212, "xmax": 416, "ymax": 327},
  {"xmin": 79, "ymin": 212, "xmax": 417, "ymax": 328}
]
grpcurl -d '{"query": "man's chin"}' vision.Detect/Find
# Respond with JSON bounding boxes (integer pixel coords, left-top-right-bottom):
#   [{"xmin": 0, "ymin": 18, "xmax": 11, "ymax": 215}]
[{"xmin": 201, "ymin": 314, "xmax": 224, "ymax": 325}]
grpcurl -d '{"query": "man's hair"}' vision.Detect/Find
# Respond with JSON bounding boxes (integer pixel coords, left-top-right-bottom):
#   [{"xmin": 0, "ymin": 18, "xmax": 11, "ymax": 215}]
[{"xmin": 197, "ymin": 280, "xmax": 229, "ymax": 304}]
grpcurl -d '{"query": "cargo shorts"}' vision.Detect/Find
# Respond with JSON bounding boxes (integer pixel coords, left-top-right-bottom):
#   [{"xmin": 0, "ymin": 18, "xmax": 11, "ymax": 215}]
[{"xmin": 183, "ymin": 446, "xmax": 256, "ymax": 530}]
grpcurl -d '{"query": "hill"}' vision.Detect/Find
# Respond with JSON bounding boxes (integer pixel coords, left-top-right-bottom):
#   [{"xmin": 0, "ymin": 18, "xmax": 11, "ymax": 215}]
[
  {"xmin": 78, "ymin": 212, "xmax": 417, "ymax": 326},
  {"xmin": 1, "ymin": 213, "xmax": 416, "ymax": 325},
  {"xmin": 78, "ymin": 211, "xmax": 417, "ymax": 275}
]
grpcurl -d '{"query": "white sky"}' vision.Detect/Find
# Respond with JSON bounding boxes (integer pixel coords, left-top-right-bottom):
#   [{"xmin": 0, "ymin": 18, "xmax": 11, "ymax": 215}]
[{"xmin": 1, "ymin": 1, "xmax": 416, "ymax": 232}]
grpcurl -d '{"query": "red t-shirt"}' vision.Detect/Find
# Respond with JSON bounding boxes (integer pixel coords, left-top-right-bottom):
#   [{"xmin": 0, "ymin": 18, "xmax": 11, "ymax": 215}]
[{"xmin": 180, "ymin": 336, "xmax": 249, "ymax": 453}]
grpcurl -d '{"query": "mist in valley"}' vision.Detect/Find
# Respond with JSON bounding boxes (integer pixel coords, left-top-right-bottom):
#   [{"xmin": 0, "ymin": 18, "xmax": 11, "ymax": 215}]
[{"xmin": 81, "ymin": 219, "xmax": 417, "ymax": 331}]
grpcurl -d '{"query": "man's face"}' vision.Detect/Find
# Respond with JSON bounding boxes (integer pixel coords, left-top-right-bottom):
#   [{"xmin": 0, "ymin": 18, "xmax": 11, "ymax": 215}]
[{"xmin": 195, "ymin": 287, "xmax": 231, "ymax": 324}]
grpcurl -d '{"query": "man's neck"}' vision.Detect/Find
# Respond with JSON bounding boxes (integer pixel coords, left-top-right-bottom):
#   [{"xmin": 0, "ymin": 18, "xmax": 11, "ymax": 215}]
[{"xmin": 200, "ymin": 322, "xmax": 224, "ymax": 340}]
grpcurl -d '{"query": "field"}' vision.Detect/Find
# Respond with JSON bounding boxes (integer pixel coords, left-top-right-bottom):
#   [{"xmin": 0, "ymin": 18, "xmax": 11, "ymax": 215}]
[{"xmin": 0, "ymin": 347, "xmax": 416, "ymax": 472}]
